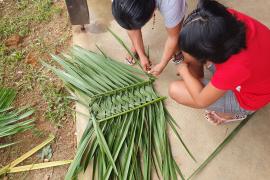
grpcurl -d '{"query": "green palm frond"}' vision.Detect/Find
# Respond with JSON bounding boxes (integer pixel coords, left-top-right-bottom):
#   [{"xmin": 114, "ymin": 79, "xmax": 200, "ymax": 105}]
[
  {"xmin": 0, "ymin": 87, "xmax": 35, "ymax": 149},
  {"xmin": 44, "ymin": 44, "xmax": 195, "ymax": 180}
]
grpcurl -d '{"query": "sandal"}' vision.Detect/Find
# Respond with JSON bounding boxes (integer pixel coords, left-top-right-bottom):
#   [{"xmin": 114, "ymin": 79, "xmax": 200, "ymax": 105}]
[
  {"xmin": 172, "ymin": 51, "xmax": 184, "ymax": 64},
  {"xmin": 204, "ymin": 110, "xmax": 247, "ymax": 125},
  {"xmin": 125, "ymin": 51, "xmax": 139, "ymax": 65}
]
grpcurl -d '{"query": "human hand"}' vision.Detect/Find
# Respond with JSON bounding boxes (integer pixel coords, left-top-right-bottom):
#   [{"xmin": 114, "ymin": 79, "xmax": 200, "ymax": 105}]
[
  {"xmin": 140, "ymin": 56, "xmax": 152, "ymax": 72},
  {"xmin": 176, "ymin": 62, "xmax": 189, "ymax": 76},
  {"xmin": 149, "ymin": 63, "xmax": 166, "ymax": 76}
]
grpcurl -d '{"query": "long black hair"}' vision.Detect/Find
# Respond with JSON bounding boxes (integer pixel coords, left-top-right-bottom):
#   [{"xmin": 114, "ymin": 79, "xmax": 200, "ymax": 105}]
[
  {"xmin": 180, "ymin": 0, "xmax": 247, "ymax": 64},
  {"xmin": 112, "ymin": 0, "xmax": 156, "ymax": 30}
]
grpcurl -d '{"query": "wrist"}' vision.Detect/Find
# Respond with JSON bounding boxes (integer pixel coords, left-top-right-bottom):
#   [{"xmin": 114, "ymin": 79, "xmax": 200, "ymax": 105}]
[{"xmin": 160, "ymin": 59, "xmax": 169, "ymax": 67}]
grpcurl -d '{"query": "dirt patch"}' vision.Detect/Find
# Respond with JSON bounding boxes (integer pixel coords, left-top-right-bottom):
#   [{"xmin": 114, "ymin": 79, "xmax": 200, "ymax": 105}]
[
  {"xmin": 0, "ymin": 0, "xmax": 76, "ymax": 179},
  {"xmin": 5, "ymin": 35, "xmax": 22, "ymax": 48}
]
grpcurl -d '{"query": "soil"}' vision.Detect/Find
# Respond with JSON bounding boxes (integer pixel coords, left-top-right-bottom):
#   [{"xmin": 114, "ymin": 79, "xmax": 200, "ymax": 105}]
[{"xmin": 0, "ymin": 1, "xmax": 76, "ymax": 179}]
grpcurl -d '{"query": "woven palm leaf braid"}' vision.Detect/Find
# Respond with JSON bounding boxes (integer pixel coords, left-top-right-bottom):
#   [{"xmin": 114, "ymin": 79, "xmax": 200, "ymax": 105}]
[{"xmin": 43, "ymin": 45, "xmax": 195, "ymax": 180}]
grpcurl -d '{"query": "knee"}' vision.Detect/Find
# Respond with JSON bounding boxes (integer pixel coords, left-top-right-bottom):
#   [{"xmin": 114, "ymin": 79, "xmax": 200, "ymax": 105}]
[{"xmin": 169, "ymin": 81, "xmax": 181, "ymax": 100}]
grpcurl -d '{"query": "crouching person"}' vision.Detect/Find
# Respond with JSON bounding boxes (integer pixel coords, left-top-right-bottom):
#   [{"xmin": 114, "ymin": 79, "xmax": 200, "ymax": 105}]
[{"xmin": 169, "ymin": 0, "xmax": 270, "ymax": 125}]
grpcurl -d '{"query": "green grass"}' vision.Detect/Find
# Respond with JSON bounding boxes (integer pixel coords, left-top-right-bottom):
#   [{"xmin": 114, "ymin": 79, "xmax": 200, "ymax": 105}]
[
  {"xmin": 39, "ymin": 77, "xmax": 71, "ymax": 126},
  {"xmin": 0, "ymin": 42, "xmax": 26, "ymax": 85},
  {"xmin": 1, "ymin": 51, "xmax": 71, "ymax": 126},
  {"xmin": 0, "ymin": 0, "xmax": 62, "ymax": 40},
  {"xmin": 0, "ymin": 0, "xmax": 71, "ymax": 127},
  {"xmin": 0, "ymin": 43, "xmax": 6, "ymax": 85},
  {"xmin": 0, "ymin": 43, "xmax": 25, "ymax": 62},
  {"xmin": 28, "ymin": 31, "xmax": 71, "ymax": 55}
]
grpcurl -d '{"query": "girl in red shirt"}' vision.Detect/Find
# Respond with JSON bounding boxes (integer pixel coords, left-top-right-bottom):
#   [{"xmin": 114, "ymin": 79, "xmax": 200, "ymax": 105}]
[{"xmin": 169, "ymin": 0, "xmax": 270, "ymax": 125}]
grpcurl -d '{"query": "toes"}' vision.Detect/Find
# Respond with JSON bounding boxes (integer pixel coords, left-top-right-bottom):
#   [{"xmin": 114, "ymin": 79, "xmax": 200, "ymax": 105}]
[
  {"xmin": 205, "ymin": 111, "xmax": 226, "ymax": 125},
  {"xmin": 126, "ymin": 59, "xmax": 133, "ymax": 65},
  {"xmin": 205, "ymin": 112, "xmax": 218, "ymax": 125},
  {"xmin": 125, "ymin": 57, "xmax": 135, "ymax": 65},
  {"xmin": 210, "ymin": 111, "xmax": 226, "ymax": 125},
  {"xmin": 205, "ymin": 111, "xmax": 247, "ymax": 125},
  {"xmin": 208, "ymin": 112, "xmax": 219, "ymax": 125}
]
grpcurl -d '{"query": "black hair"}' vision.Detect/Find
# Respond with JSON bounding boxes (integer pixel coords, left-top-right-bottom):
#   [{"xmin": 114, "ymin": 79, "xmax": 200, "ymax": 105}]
[
  {"xmin": 180, "ymin": 0, "xmax": 247, "ymax": 64},
  {"xmin": 112, "ymin": 0, "xmax": 156, "ymax": 30}
]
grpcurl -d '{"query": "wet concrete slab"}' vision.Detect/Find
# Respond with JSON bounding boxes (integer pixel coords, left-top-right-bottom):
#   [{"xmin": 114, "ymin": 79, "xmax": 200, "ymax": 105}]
[{"xmin": 73, "ymin": 0, "xmax": 270, "ymax": 179}]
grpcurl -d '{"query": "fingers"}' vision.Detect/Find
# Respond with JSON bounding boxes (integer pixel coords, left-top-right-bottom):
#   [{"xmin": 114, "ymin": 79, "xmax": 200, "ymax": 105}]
[
  {"xmin": 151, "ymin": 71, "xmax": 159, "ymax": 77},
  {"xmin": 142, "ymin": 62, "xmax": 152, "ymax": 72},
  {"xmin": 148, "ymin": 69, "xmax": 160, "ymax": 77},
  {"xmin": 143, "ymin": 65, "xmax": 147, "ymax": 71},
  {"xmin": 146, "ymin": 66, "xmax": 151, "ymax": 72},
  {"xmin": 147, "ymin": 64, "xmax": 161, "ymax": 76},
  {"xmin": 142, "ymin": 64, "xmax": 149, "ymax": 72}
]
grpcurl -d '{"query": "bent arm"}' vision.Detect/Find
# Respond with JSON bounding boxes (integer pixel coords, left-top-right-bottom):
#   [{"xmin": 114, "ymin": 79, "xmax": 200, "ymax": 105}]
[{"xmin": 179, "ymin": 64, "xmax": 226, "ymax": 108}]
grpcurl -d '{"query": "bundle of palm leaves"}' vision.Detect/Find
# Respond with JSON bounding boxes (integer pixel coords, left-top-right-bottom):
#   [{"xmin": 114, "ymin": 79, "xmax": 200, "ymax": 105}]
[
  {"xmin": 43, "ymin": 45, "xmax": 195, "ymax": 180},
  {"xmin": 0, "ymin": 87, "xmax": 35, "ymax": 149}
]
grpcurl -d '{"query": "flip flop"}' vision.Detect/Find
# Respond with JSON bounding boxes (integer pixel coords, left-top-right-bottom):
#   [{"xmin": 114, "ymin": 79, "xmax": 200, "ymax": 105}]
[
  {"xmin": 204, "ymin": 110, "xmax": 247, "ymax": 125},
  {"xmin": 125, "ymin": 52, "xmax": 139, "ymax": 65},
  {"xmin": 172, "ymin": 51, "xmax": 184, "ymax": 64}
]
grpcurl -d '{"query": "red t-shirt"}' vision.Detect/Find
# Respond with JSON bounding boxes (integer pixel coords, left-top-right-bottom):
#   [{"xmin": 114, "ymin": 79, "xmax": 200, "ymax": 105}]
[{"xmin": 211, "ymin": 9, "xmax": 270, "ymax": 111}]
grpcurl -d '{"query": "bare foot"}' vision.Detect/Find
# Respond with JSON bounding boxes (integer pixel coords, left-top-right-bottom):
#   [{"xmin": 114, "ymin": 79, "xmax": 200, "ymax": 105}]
[
  {"xmin": 205, "ymin": 111, "xmax": 247, "ymax": 125},
  {"xmin": 125, "ymin": 47, "xmax": 138, "ymax": 65}
]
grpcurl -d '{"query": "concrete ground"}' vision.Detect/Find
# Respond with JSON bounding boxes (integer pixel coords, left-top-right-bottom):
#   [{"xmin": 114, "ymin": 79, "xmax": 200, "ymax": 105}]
[{"xmin": 72, "ymin": 0, "xmax": 270, "ymax": 179}]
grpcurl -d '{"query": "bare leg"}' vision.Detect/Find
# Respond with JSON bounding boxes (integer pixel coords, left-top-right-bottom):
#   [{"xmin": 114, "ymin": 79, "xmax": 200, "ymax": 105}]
[
  {"xmin": 125, "ymin": 29, "xmax": 147, "ymax": 65},
  {"xmin": 127, "ymin": 29, "xmax": 146, "ymax": 59},
  {"xmin": 169, "ymin": 80, "xmax": 199, "ymax": 108},
  {"xmin": 169, "ymin": 81, "xmax": 247, "ymax": 125},
  {"xmin": 125, "ymin": 46, "xmax": 137, "ymax": 64}
]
